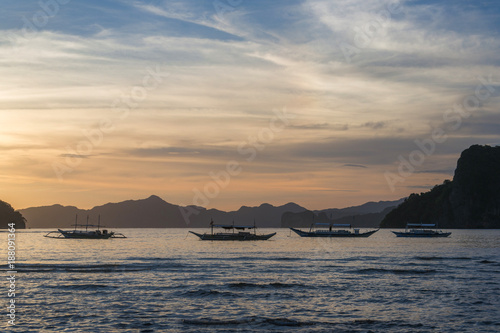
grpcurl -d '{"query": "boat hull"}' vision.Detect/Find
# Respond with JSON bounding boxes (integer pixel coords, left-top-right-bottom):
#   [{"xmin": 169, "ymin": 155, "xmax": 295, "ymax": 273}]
[
  {"xmin": 392, "ymin": 231, "xmax": 451, "ymax": 238},
  {"xmin": 290, "ymin": 228, "xmax": 378, "ymax": 238},
  {"xmin": 189, "ymin": 231, "xmax": 276, "ymax": 241}
]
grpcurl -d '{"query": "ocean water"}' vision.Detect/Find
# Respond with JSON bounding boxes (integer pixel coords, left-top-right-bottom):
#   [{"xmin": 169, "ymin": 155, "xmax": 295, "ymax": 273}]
[{"xmin": 2, "ymin": 228, "xmax": 499, "ymax": 332}]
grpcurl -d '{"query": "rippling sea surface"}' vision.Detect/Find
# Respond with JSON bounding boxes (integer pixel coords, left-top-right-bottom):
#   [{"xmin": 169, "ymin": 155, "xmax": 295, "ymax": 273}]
[{"xmin": 2, "ymin": 229, "xmax": 499, "ymax": 332}]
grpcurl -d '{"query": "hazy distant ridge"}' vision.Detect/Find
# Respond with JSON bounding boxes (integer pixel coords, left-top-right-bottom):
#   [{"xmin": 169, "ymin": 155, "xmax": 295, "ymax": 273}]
[
  {"xmin": 19, "ymin": 197, "xmax": 402, "ymax": 229},
  {"xmin": 315, "ymin": 199, "xmax": 405, "ymax": 220},
  {"xmin": 20, "ymin": 197, "xmax": 307, "ymax": 228},
  {"xmin": 281, "ymin": 200, "xmax": 404, "ymax": 228}
]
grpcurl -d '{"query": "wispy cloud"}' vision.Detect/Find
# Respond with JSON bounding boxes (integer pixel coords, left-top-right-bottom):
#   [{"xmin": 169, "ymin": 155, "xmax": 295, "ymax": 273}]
[{"xmin": 343, "ymin": 164, "xmax": 368, "ymax": 168}]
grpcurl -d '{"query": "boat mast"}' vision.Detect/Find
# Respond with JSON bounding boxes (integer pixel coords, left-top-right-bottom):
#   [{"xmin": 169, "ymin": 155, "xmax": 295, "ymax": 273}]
[
  {"xmin": 86, "ymin": 215, "xmax": 89, "ymax": 232},
  {"xmin": 309, "ymin": 214, "xmax": 314, "ymax": 233},
  {"xmin": 97, "ymin": 215, "xmax": 101, "ymax": 231}
]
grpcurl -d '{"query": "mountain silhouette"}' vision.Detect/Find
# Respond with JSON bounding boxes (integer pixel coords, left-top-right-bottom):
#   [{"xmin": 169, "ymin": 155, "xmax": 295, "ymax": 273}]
[
  {"xmin": 20, "ymin": 196, "xmax": 307, "ymax": 228},
  {"xmin": 20, "ymin": 195, "xmax": 404, "ymax": 229}
]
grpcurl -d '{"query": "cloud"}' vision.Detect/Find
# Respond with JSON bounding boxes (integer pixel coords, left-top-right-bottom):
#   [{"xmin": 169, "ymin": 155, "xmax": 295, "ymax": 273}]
[
  {"xmin": 133, "ymin": 2, "xmax": 245, "ymax": 41},
  {"xmin": 2, "ymin": 0, "xmax": 500, "ymax": 210},
  {"xmin": 290, "ymin": 122, "xmax": 348, "ymax": 130},
  {"xmin": 343, "ymin": 164, "xmax": 368, "ymax": 168},
  {"xmin": 309, "ymin": 188, "xmax": 360, "ymax": 192},
  {"xmin": 128, "ymin": 146, "xmax": 234, "ymax": 157},
  {"xmin": 60, "ymin": 154, "xmax": 90, "ymax": 159},
  {"xmin": 363, "ymin": 121, "xmax": 386, "ymax": 129}
]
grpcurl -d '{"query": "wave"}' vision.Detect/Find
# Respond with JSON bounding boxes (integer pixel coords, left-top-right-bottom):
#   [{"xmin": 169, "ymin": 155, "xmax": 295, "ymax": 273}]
[
  {"xmin": 227, "ymin": 282, "xmax": 307, "ymax": 289},
  {"xmin": 182, "ymin": 318, "xmax": 252, "ymax": 326},
  {"xmin": 266, "ymin": 257, "xmax": 304, "ymax": 261},
  {"xmin": 415, "ymin": 256, "xmax": 472, "ymax": 261},
  {"xmin": 479, "ymin": 259, "xmax": 498, "ymax": 264},
  {"xmin": 182, "ymin": 317, "xmax": 314, "ymax": 327},
  {"xmin": 124, "ymin": 257, "xmax": 180, "ymax": 261},
  {"xmin": 264, "ymin": 317, "xmax": 314, "ymax": 326},
  {"xmin": 45, "ymin": 284, "xmax": 118, "ymax": 290},
  {"xmin": 12, "ymin": 262, "xmax": 183, "ymax": 273},
  {"xmin": 354, "ymin": 268, "xmax": 438, "ymax": 275},
  {"xmin": 196, "ymin": 256, "xmax": 304, "ymax": 262},
  {"xmin": 181, "ymin": 316, "xmax": 438, "ymax": 329},
  {"xmin": 182, "ymin": 289, "xmax": 238, "ymax": 298},
  {"xmin": 350, "ymin": 319, "xmax": 430, "ymax": 329}
]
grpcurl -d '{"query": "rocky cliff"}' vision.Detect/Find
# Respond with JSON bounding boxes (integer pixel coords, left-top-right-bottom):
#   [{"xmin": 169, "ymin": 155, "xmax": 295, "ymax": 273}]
[
  {"xmin": 0, "ymin": 200, "xmax": 26, "ymax": 229},
  {"xmin": 381, "ymin": 145, "xmax": 500, "ymax": 228}
]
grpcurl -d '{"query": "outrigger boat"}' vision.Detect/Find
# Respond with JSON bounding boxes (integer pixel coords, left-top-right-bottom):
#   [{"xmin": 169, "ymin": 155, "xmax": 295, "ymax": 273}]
[
  {"xmin": 392, "ymin": 223, "xmax": 451, "ymax": 237},
  {"xmin": 44, "ymin": 215, "xmax": 126, "ymax": 239},
  {"xmin": 190, "ymin": 220, "xmax": 276, "ymax": 241},
  {"xmin": 290, "ymin": 223, "xmax": 379, "ymax": 238}
]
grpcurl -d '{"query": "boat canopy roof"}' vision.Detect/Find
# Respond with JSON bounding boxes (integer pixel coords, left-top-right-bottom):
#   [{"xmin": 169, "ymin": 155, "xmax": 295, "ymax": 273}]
[
  {"xmin": 407, "ymin": 223, "xmax": 436, "ymax": 227},
  {"xmin": 314, "ymin": 223, "xmax": 351, "ymax": 228},
  {"xmin": 213, "ymin": 224, "xmax": 255, "ymax": 229}
]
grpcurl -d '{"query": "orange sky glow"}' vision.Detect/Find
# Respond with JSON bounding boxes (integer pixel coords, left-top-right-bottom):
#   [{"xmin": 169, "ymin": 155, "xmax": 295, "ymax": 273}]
[{"xmin": 1, "ymin": 1, "xmax": 499, "ymax": 211}]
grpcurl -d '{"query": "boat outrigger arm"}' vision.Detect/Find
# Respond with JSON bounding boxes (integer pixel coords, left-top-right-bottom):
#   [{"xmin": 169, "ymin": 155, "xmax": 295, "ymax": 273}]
[{"xmin": 44, "ymin": 229, "xmax": 127, "ymax": 239}]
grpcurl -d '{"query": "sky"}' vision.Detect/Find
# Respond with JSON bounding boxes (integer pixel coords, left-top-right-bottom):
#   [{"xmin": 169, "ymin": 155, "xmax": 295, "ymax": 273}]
[{"xmin": 1, "ymin": 0, "xmax": 499, "ymax": 211}]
